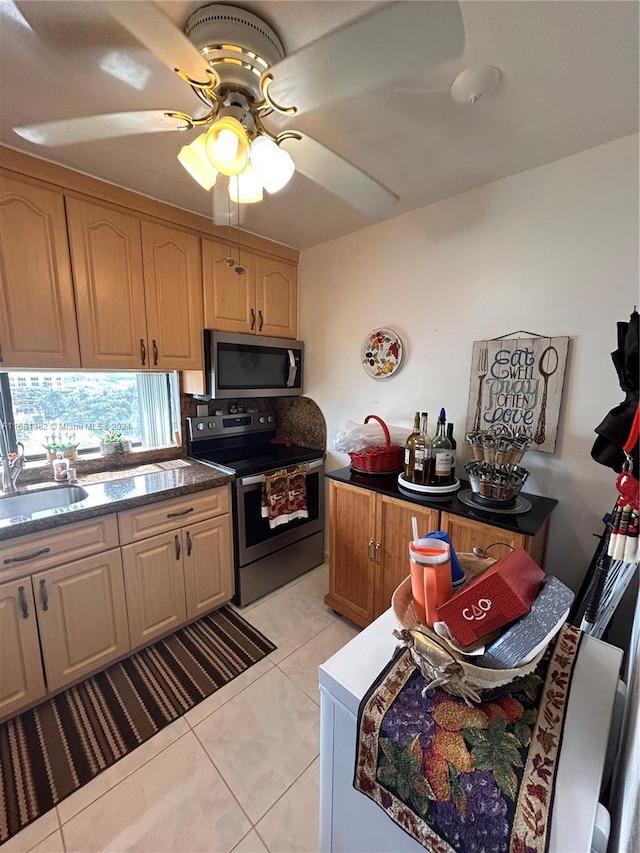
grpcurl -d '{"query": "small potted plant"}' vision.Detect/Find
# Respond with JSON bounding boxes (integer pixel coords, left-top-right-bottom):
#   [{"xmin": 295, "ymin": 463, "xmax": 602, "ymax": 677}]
[
  {"xmin": 42, "ymin": 431, "xmax": 80, "ymax": 461},
  {"xmin": 100, "ymin": 428, "xmax": 132, "ymax": 456}
]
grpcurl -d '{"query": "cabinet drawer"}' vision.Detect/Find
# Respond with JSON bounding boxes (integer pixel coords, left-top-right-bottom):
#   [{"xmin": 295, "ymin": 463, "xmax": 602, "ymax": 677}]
[
  {"xmin": 118, "ymin": 486, "xmax": 230, "ymax": 544},
  {"xmin": 0, "ymin": 514, "xmax": 119, "ymax": 582}
]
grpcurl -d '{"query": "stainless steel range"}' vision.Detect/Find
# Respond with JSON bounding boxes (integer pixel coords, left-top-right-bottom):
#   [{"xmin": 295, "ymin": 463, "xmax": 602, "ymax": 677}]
[{"xmin": 187, "ymin": 412, "xmax": 324, "ymax": 606}]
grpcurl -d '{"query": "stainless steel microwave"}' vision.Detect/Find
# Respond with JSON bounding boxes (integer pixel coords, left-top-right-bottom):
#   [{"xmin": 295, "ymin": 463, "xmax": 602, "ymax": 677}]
[{"xmin": 204, "ymin": 330, "xmax": 304, "ymax": 398}]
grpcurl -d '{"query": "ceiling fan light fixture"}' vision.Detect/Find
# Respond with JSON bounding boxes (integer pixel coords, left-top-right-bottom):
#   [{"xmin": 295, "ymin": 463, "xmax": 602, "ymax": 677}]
[
  {"xmin": 177, "ymin": 132, "xmax": 218, "ymax": 190},
  {"xmin": 229, "ymin": 161, "xmax": 264, "ymax": 204},
  {"xmin": 250, "ymin": 136, "xmax": 295, "ymax": 194},
  {"xmin": 205, "ymin": 115, "xmax": 250, "ymax": 176}
]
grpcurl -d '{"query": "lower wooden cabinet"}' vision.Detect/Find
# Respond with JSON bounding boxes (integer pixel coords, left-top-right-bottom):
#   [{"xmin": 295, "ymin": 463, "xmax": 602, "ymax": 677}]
[
  {"xmin": 183, "ymin": 516, "xmax": 234, "ymax": 619},
  {"xmin": 120, "ymin": 492, "xmax": 234, "ymax": 648},
  {"xmin": 326, "ymin": 480, "xmax": 552, "ymax": 628},
  {"xmin": 0, "ymin": 485, "xmax": 234, "ymax": 721},
  {"xmin": 0, "ymin": 578, "xmax": 46, "ymax": 719},
  {"xmin": 122, "ymin": 532, "xmax": 188, "ymax": 649},
  {"xmin": 325, "ymin": 481, "xmax": 438, "ymax": 627},
  {"xmin": 33, "ymin": 549, "xmax": 129, "ymax": 693}
]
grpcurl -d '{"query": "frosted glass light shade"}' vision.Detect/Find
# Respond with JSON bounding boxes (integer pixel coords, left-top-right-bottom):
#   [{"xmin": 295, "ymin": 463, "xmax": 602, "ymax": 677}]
[
  {"xmin": 229, "ymin": 161, "xmax": 264, "ymax": 204},
  {"xmin": 177, "ymin": 133, "xmax": 217, "ymax": 190},
  {"xmin": 205, "ymin": 116, "xmax": 250, "ymax": 176},
  {"xmin": 250, "ymin": 136, "xmax": 295, "ymax": 193}
]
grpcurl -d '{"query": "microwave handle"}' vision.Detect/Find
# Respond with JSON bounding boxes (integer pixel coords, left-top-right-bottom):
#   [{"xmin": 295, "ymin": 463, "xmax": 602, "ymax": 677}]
[{"xmin": 286, "ymin": 349, "xmax": 297, "ymax": 387}]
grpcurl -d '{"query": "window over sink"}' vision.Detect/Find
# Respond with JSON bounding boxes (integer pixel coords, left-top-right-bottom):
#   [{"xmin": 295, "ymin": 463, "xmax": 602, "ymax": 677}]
[{"xmin": 0, "ymin": 370, "xmax": 180, "ymax": 459}]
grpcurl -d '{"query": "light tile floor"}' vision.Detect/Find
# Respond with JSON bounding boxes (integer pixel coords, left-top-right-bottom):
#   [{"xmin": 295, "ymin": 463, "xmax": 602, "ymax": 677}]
[{"xmin": 5, "ymin": 563, "xmax": 360, "ymax": 853}]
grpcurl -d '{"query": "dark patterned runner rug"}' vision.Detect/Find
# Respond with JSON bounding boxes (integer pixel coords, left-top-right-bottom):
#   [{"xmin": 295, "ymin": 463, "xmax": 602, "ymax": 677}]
[
  {"xmin": 354, "ymin": 622, "xmax": 582, "ymax": 853},
  {"xmin": 0, "ymin": 605, "xmax": 276, "ymax": 843}
]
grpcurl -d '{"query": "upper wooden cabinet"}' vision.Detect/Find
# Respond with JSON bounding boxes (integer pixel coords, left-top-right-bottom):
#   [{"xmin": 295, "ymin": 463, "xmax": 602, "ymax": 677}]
[
  {"xmin": 67, "ymin": 198, "xmax": 204, "ymax": 371},
  {"xmin": 203, "ymin": 238, "xmax": 297, "ymax": 339},
  {"xmin": 66, "ymin": 197, "xmax": 147, "ymax": 370},
  {"xmin": 141, "ymin": 220, "xmax": 203, "ymax": 371},
  {"xmin": 0, "ymin": 174, "xmax": 81, "ymax": 368},
  {"xmin": 255, "ymin": 254, "xmax": 298, "ymax": 339}
]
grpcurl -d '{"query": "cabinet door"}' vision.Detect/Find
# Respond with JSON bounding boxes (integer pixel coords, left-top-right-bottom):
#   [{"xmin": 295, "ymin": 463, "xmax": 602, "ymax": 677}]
[
  {"xmin": 254, "ymin": 255, "xmax": 297, "ymax": 339},
  {"xmin": 202, "ymin": 238, "xmax": 256, "ymax": 333},
  {"xmin": 440, "ymin": 512, "xmax": 525, "ymax": 561},
  {"xmin": 122, "ymin": 532, "xmax": 187, "ymax": 648},
  {"xmin": 141, "ymin": 220, "xmax": 203, "ymax": 371},
  {"xmin": 0, "ymin": 174, "xmax": 80, "ymax": 368},
  {"xmin": 0, "ymin": 579, "xmax": 45, "ymax": 720},
  {"xmin": 183, "ymin": 515, "xmax": 234, "ymax": 619},
  {"xmin": 326, "ymin": 481, "xmax": 377, "ymax": 628},
  {"xmin": 375, "ymin": 497, "xmax": 439, "ymax": 620},
  {"xmin": 66, "ymin": 197, "xmax": 148, "ymax": 369},
  {"xmin": 33, "ymin": 549, "xmax": 130, "ymax": 693}
]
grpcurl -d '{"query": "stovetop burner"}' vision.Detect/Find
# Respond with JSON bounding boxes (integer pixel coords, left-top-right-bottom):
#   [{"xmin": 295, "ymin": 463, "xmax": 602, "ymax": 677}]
[{"xmin": 187, "ymin": 411, "xmax": 324, "ymax": 477}]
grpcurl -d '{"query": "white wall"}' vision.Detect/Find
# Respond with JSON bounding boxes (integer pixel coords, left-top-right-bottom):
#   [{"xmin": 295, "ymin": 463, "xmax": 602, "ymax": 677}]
[{"xmin": 299, "ymin": 135, "xmax": 639, "ymax": 600}]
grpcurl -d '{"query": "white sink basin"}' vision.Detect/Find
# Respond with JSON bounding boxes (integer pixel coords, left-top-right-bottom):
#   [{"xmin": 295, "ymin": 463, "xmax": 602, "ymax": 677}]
[{"xmin": 0, "ymin": 485, "xmax": 89, "ymax": 520}]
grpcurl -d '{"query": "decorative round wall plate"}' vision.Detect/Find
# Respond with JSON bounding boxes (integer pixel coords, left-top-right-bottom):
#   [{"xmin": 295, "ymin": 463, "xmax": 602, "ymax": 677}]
[{"xmin": 361, "ymin": 328, "xmax": 404, "ymax": 379}]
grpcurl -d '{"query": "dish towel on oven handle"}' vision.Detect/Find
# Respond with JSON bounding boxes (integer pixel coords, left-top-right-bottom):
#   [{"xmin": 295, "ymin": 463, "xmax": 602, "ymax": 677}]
[{"xmin": 261, "ymin": 464, "xmax": 309, "ymax": 529}]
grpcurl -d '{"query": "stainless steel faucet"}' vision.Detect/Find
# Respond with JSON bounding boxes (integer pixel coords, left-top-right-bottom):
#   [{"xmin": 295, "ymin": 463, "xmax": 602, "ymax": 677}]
[{"xmin": 0, "ymin": 419, "xmax": 24, "ymax": 494}]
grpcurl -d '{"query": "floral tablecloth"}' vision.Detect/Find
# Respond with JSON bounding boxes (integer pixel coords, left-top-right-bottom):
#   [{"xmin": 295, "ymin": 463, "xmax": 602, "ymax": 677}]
[{"xmin": 354, "ymin": 623, "xmax": 582, "ymax": 853}]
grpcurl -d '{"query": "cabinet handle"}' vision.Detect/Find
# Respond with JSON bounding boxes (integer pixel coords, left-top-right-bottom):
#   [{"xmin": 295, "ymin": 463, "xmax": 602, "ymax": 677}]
[
  {"xmin": 39, "ymin": 579, "xmax": 49, "ymax": 611},
  {"xmin": 167, "ymin": 507, "xmax": 193, "ymax": 519},
  {"xmin": 140, "ymin": 338, "xmax": 147, "ymax": 366},
  {"xmin": 152, "ymin": 339, "xmax": 158, "ymax": 366},
  {"xmin": 368, "ymin": 538, "xmax": 374, "ymax": 560},
  {"xmin": 186, "ymin": 530, "xmax": 192, "ymax": 557},
  {"xmin": 258, "ymin": 310, "xmax": 263, "ymax": 332},
  {"xmin": 0, "ymin": 342, "xmax": 3, "ymax": 363},
  {"xmin": 18, "ymin": 585, "xmax": 28, "ymax": 619},
  {"xmin": 174, "ymin": 534, "xmax": 181, "ymax": 560},
  {"xmin": 250, "ymin": 308, "xmax": 255, "ymax": 330},
  {"xmin": 375, "ymin": 542, "xmax": 381, "ymax": 564},
  {"xmin": 3, "ymin": 547, "xmax": 50, "ymax": 565}
]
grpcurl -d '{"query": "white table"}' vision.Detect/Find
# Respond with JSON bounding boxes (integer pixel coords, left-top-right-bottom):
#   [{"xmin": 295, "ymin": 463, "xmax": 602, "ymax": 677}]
[{"xmin": 319, "ymin": 608, "xmax": 623, "ymax": 853}]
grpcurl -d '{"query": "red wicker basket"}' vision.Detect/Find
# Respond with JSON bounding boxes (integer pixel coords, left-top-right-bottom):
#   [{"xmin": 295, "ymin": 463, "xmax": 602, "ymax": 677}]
[{"xmin": 348, "ymin": 415, "xmax": 404, "ymax": 474}]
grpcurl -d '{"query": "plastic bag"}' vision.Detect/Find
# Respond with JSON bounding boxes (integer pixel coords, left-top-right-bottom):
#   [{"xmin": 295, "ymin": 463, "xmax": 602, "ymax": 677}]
[{"xmin": 333, "ymin": 419, "xmax": 411, "ymax": 453}]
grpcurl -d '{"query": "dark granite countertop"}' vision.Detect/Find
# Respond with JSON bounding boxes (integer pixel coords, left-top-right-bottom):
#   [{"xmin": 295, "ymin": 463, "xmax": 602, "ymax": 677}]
[
  {"xmin": 325, "ymin": 466, "xmax": 558, "ymax": 538},
  {"xmin": 0, "ymin": 459, "xmax": 233, "ymax": 541}
]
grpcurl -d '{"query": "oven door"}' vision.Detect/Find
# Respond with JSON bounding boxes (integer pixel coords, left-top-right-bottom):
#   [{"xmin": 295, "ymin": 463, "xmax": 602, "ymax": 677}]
[{"xmin": 234, "ymin": 458, "xmax": 324, "ymax": 567}]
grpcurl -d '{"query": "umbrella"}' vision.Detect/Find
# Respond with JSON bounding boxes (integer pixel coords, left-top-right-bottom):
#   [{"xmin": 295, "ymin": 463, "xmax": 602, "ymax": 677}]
[{"xmin": 591, "ymin": 309, "xmax": 639, "ymax": 478}]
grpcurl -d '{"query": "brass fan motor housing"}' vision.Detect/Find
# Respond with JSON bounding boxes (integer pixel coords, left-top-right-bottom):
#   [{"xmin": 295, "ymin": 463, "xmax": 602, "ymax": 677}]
[{"xmin": 184, "ymin": 3, "xmax": 285, "ymax": 102}]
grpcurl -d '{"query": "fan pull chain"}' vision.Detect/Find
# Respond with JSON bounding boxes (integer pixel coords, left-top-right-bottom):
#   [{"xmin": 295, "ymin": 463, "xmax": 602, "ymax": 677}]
[
  {"xmin": 225, "ymin": 192, "xmax": 235, "ymax": 269},
  {"xmin": 235, "ymin": 195, "xmax": 245, "ymax": 276}
]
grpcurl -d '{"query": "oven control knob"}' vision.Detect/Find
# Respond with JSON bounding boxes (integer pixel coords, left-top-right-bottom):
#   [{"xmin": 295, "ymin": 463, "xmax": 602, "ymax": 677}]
[
  {"xmin": 267, "ymin": 415, "xmax": 274, "ymax": 423},
  {"xmin": 196, "ymin": 422, "xmax": 204, "ymax": 431},
  {"xmin": 207, "ymin": 421, "xmax": 214, "ymax": 430},
  {"xmin": 258, "ymin": 416, "xmax": 265, "ymax": 424}
]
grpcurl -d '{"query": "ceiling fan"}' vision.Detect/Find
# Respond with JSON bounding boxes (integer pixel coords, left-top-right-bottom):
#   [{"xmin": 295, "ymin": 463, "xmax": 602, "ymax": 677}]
[{"xmin": 13, "ymin": 1, "xmax": 467, "ymax": 216}]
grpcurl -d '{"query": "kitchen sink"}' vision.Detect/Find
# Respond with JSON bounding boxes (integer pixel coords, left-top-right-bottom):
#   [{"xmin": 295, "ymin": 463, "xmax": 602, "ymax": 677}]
[{"xmin": 0, "ymin": 485, "xmax": 89, "ymax": 520}]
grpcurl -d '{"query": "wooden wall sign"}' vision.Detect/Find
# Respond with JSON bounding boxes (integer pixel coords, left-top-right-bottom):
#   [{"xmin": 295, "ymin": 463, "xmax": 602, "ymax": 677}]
[{"xmin": 465, "ymin": 335, "xmax": 570, "ymax": 453}]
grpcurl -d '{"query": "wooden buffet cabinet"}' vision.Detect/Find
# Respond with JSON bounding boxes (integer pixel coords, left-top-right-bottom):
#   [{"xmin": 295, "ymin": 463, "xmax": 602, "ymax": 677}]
[
  {"xmin": 0, "ymin": 485, "xmax": 233, "ymax": 722},
  {"xmin": 325, "ymin": 470, "xmax": 557, "ymax": 628},
  {"xmin": 0, "ymin": 147, "xmax": 299, "ymax": 377}
]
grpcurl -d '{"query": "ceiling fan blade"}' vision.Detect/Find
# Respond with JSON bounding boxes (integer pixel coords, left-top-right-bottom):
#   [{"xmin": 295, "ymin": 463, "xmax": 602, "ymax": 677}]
[
  {"xmin": 14, "ymin": 111, "xmax": 186, "ymax": 147},
  {"xmin": 267, "ymin": 1, "xmax": 465, "ymax": 116},
  {"xmin": 282, "ymin": 135, "xmax": 398, "ymax": 216},
  {"xmin": 106, "ymin": 1, "xmax": 214, "ymax": 82}
]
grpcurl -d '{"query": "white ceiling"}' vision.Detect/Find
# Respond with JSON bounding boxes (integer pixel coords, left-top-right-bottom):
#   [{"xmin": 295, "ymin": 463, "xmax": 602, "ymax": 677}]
[{"xmin": 0, "ymin": 1, "xmax": 638, "ymax": 250}]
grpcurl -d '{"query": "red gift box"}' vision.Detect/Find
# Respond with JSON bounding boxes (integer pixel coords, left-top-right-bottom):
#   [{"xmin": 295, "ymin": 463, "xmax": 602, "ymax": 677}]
[{"xmin": 437, "ymin": 549, "xmax": 545, "ymax": 646}]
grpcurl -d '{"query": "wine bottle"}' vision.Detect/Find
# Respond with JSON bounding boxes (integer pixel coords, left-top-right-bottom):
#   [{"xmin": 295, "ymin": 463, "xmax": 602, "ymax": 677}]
[
  {"xmin": 446, "ymin": 422, "xmax": 457, "ymax": 482},
  {"xmin": 431, "ymin": 408, "xmax": 453, "ymax": 485},
  {"xmin": 419, "ymin": 412, "xmax": 433, "ymax": 485},
  {"xmin": 403, "ymin": 412, "xmax": 421, "ymax": 481},
  {"xmin": 413, "ymin": 412, "xmax": 429, "ymax": 484}
]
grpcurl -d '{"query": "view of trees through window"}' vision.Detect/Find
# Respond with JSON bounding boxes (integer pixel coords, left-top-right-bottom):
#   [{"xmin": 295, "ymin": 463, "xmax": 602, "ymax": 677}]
[{"xmin": 2, "ymin": 371, "xmax": 178, "ymax": 458}]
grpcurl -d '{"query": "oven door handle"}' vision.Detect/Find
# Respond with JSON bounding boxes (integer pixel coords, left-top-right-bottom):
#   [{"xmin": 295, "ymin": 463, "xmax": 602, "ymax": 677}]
[
  {"xmin": 239, "ymin": 474, "xmax": 265, "ymax": 487},
  {"xmin": 238, "ymin": 459, "xmax": 323, "ymax": 488},
  {"xmin": 286, "ymin": 349, "xmax": 297, "ymax": 388}
]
